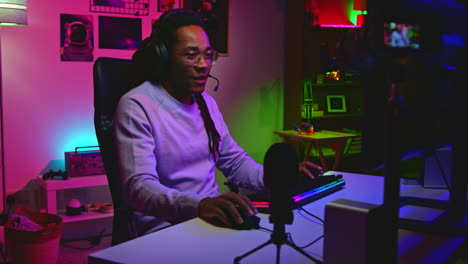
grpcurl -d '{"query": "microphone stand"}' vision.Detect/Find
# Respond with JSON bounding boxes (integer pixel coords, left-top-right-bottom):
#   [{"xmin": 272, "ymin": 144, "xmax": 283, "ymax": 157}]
[
  {"xmin": 236, "ymin": 143, "xmax": 321, "ymax": 263},
  {"xmin": 234, "ymin": 201, "xmax": 321, "ymax": 264}
]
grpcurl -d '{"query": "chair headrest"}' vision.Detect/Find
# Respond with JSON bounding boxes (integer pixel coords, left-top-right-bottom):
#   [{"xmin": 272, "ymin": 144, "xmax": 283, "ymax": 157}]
[{"xmin": 93, "ymin": 57, "xmax": 133, "ymax": 110}]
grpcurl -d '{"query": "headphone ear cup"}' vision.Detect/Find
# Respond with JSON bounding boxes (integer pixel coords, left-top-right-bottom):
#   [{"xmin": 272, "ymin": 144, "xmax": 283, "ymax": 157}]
[
  {"xmin": 151, "ymin": 42, "xmax": 169, "ymax": 81},
  {"xmin": 154, "ymin": 43, "xmax": 169, "ymax": 63}
]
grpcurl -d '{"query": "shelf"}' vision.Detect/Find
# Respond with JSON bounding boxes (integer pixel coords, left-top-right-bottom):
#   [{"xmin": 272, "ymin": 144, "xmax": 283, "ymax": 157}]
[
  {"xmin": 39, "ymin": 174, "xmax": 108, "ymax": 191},
  {"xmin": 38, "ymin": 174, "xmax": 112, "ymax": 220},
  {"xmin": 57, "ymin": 210, "xmax": 113, "ymax": 223}
]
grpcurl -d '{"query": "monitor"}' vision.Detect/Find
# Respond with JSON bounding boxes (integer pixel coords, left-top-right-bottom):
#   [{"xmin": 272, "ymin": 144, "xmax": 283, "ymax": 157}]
[{"xmin": 384, "ymin": 22, "xmax": 421, "ymax": 49}]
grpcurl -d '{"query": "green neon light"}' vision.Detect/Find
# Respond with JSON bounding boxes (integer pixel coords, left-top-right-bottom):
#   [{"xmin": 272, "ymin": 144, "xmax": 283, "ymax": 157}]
[
  {"xmin": 346, "ymin": 0, "xmax": 355, "ymax": 24},
  {"xmin": 346, "ymin": 1, "xmax": 367, "ymax": 25},
  {"xmin": 351, "ymin": 10, "xmax": 362, "ymax": 25}
]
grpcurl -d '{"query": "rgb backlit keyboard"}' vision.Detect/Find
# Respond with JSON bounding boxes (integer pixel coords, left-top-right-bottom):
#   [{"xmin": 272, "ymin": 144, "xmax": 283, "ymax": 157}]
[{"xmin": 249, "ymin": 174, "xmax": 346, "ymax": 213}]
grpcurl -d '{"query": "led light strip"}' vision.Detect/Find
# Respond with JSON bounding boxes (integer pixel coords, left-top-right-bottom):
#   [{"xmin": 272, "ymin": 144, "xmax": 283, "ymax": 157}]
[
  {"xmin": 251, "ymin": 179, "xmax": 345, "ymax": 208},
  {"xmin": 292, "ymin": 179, "xmax": 345, "ymax": 203},
  {"xmin": 320, "ymin": 24, "xmax": 362, "ymax": 28}
]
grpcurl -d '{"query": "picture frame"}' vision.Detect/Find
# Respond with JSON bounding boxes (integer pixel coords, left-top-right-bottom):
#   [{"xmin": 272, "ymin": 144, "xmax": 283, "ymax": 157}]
[
  {"xmin": 182, "ymin": 0, "xmax": 229, "ymax": 56},
  {"xmin": 60, "ymin": 14, "xmax": 94, "ymax": 62},
  {"xmin": 98, "ymin": 16, "xmax": 142, "ymax": 50},
  {"xmin": 326, "ymin": 95, "xmax": 347, "ymax": 113}
]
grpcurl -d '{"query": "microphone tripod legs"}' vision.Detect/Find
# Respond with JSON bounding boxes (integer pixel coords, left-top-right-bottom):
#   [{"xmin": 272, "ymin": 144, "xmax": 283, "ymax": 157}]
[
  {"xmin": 233, "ymin": 239, "xmax": 271, "ymax": 264},
  {"xmin": 233, "ymin": 224, "xmax": 321, "ymax": 264}
]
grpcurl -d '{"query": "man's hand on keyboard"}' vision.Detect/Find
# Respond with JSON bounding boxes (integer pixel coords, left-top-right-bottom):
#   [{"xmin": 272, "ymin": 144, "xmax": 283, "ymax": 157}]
[{"xmin": 299, "ymin": 161, "xmax": 324, "ymax": 179}]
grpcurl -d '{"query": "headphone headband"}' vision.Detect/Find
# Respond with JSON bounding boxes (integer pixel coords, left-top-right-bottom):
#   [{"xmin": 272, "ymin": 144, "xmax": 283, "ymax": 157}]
[{"xmin": 154, "ymin": 8, "xmax": 205, "ymax": 37}]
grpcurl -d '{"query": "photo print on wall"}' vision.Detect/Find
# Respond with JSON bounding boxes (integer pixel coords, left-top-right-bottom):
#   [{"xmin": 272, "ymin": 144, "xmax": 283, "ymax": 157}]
[
  {"xmin": 60, "ymin": 14, "xmax": 94, "ymax": 62},
  {"xmin": 98, "ymin": 16, "xmax": 142, "ymax": 50}
]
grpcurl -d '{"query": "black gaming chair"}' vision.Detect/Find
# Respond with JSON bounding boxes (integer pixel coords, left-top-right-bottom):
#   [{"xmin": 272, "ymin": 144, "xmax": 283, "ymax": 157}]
[{"xmin": 93, "ymin": 57, "xmax": 138, "ymax": 246}]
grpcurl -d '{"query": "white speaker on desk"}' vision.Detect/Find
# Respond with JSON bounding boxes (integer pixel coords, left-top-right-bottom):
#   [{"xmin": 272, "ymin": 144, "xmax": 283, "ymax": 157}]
[
  {"xmin": 423, "ymin": 147, "xmax": 452, "ymax": 189},
  {"xmin": 323, "ymin": 199, "xmax": 384, "ymax": 264}
]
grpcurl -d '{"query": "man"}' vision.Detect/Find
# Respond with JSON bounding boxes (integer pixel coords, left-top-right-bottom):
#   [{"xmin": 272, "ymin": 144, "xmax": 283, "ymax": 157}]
[
  {"xmin": 114, "ymin": 8, "xmax": 322, "ymax": 236},
  {"xmin": 391, "ymin": 23, "xmax": 409, "ymax": 47}
]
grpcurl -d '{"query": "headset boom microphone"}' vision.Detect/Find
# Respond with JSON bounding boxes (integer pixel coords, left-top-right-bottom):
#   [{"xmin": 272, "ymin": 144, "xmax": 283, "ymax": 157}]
[{"xmin": 208, "ymin": 74, "xmax": 219, "ymax": 92}]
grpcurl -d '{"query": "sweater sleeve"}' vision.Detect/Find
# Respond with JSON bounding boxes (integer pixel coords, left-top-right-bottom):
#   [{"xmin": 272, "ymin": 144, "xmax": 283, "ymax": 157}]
[
  {"xmin": 114, "ymin": 96, "xmax": 207, "ymax": 223},
  {"xmin": 216, "ymin": 131, "xmax": 265, "ymax": 191}
]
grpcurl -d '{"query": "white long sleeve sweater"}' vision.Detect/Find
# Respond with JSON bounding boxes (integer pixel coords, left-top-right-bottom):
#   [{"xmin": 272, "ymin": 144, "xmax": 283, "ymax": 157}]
[{"xmin": 114, "ymin": 81, "xmax": 264, "ymax": 233}]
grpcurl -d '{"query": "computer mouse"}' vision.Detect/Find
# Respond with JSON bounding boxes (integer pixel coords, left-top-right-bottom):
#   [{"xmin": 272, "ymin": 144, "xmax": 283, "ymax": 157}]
[{"xmin": 231, "ymin": 208, "xmax": 261, "ymax": 230}]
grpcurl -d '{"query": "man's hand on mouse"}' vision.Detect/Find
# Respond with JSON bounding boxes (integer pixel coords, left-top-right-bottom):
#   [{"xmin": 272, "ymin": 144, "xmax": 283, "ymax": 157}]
[
  {"xmin": 299, "ymin": 161, "xmax": 324, "ymax": 179},
  {"xmin": 198, "ymin": 192, "xmax": 258, "ymax": 228}
]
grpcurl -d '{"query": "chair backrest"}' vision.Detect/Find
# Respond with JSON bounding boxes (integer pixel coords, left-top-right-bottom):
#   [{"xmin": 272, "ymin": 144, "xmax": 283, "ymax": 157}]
[{"xmin": 93, "ymin": 57, "xmax": 136, "ymax": 245}]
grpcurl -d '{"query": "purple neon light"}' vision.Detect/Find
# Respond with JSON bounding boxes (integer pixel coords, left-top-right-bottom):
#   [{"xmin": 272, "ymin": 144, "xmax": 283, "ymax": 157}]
[{"xmin": 320, "ymin": 24, "xmax": 362, "ymax": 28}]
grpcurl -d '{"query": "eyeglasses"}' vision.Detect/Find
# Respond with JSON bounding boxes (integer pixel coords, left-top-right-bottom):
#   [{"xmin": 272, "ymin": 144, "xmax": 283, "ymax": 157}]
[{"xmin": 184, "ymin": 50, "xmax": 218, "ymax": 67}]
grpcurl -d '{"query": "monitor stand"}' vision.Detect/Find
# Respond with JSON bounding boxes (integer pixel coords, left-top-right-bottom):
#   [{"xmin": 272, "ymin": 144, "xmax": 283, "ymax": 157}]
[
  {"xmin": 399, "ymin": 143, "xmax": 468, "ymax": 237},
  {"xmin": 380, "ymin": 83, "xmax": 468, "ymax": 264}
]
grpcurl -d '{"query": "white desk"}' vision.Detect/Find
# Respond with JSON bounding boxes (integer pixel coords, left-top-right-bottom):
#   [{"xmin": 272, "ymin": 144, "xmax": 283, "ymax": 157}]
[{"xmin": 88, "ymin": 172, "xmax": 465, "ymax": 264}]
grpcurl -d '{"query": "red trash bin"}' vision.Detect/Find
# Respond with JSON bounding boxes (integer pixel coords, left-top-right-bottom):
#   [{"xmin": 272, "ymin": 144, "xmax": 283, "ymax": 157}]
[{"xmin": 5, "ymin": 206, "xmax": 63, "ymax": 264}]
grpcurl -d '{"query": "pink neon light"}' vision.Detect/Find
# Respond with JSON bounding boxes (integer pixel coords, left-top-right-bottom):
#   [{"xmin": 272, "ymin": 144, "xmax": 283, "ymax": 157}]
[{"xmin": 320, "ymin": 24, "xmax": 362, "ymax": 28}]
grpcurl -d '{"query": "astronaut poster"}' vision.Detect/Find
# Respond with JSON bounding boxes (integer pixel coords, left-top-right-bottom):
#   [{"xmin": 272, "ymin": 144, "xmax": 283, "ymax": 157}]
[{"xmin": 60, "ymin": 14, "xmax": 94, "ymax": 62}]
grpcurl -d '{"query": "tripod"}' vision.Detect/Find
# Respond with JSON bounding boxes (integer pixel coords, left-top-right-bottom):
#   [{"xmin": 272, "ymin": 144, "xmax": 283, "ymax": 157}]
[
  {"xmin": 233, "ymin": 211, "xmax": 321, "ymax": 264},
  {"xmin": 241, "ymin": 142, "xmax": 322, "ymax": 263}
]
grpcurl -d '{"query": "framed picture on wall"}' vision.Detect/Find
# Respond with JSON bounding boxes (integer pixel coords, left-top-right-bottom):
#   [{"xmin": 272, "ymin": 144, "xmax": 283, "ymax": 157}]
[
  {"xmin": 158, "ymin": 0, "xmax": 181, "ymax": 12},
  {"xmin": 98, "ymin": 16, "xmax": 142, "ymax": 50},
  {"xmin": 60, "ymin": 14, "xmax": 94, "ymax": 62},
  {"xmin": 183, "ymin": 0, "xmax": 229, "ymax": 56},
  {"xmin": 326, "ymin": 95, "xmax": 347, "ymax": 113}
]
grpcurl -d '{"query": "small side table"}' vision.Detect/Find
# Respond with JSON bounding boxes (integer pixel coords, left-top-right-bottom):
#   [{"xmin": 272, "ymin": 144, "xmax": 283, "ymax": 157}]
[
  {"xmin": 274, "ymin": 130, "xmax": 359, "ymax": 171},
  {"xmin": 38, "ymin": 174, "xmax": 113, "ymax": 223}
]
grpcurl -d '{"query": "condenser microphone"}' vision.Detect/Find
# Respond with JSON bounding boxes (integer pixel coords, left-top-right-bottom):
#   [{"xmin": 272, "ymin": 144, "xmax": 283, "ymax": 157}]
[
  {"xmin": 263, "ymin": 142, "xmax": 299, "ymax": 225},
  {"xmin": 235, "ymin": 143, "xmax": 320, "ymax": 264},
  {"xmin": 208, "ymin": 74, "xmax": 219, "ymax": 92}
]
